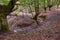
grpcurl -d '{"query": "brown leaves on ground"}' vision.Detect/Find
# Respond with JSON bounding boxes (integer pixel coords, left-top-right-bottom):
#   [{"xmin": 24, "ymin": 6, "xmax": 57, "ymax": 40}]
[{"xmin": 0, "ymin": 8, "xmax": 60, "ymax": 40}]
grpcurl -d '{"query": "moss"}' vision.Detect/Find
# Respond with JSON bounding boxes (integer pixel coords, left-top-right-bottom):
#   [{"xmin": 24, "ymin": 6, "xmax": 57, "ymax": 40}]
[
  {"xmin": 1, "ymin": 24, "xmax": 10, "ymax": 32},
  {"xmin": 0, "ymin": 19, "xmax": 10, "ymax": 32}
]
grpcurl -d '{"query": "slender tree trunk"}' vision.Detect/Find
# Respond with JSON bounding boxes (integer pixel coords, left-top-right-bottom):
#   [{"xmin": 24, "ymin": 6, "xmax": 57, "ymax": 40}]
[
  {"xmin": 47, "ymin": 0, "xmax": 53, "ymax": 11},
  {"xmin": 28, "ymin": 5, "xmax": 32, "ymax": 13},
  {"xmin": 48, "ymin": 5, "xmax": 53, "ymax": 11},
  {"xmin": 33, "ymin": 2, "xmax": 40, "ymax": 24},
  {"xmin": 43, "ymin": 7, "xmax": 47, "ymax": 13},
  {"xmin": 0, "ymin": 19, "xmax": 2, "ymax": 31},
  {"xmin": 57, "ymin": 0, "xmax": 60, "ymax": 9},
  {"xmin": 43, "ymin": 0, "xmax": 47, "ymax": 12}
]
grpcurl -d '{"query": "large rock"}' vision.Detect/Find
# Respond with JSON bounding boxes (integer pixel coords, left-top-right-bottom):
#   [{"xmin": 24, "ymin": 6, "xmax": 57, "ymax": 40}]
[
  {"xmin": 7, "ymin": 15, "xmax": 37, "ymax": 32},
  {"xmin": 7, "ymin": 15, "xmax": 17, "ymax": 27}
]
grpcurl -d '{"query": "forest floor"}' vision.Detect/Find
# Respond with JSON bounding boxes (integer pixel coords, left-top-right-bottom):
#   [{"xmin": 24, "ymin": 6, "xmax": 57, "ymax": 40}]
[{"xmin": 0, "ymin": 7, "xmax": 60, "ymax": 40}]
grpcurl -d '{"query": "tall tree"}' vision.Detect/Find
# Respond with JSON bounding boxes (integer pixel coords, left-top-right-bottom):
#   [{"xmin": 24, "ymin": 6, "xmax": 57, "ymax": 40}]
[{"xmin": 0, "ymin": 0, "xmax": 18, "ymax": 32}]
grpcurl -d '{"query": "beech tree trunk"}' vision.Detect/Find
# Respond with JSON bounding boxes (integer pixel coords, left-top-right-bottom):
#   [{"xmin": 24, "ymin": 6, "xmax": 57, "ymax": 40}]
[{"xmin": 0, "ymin": 0, "xmax": 18, "ymax": 32}]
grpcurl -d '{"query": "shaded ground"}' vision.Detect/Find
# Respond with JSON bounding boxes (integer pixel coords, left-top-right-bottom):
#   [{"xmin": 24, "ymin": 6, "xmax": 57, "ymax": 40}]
[{"xmin": 0, "ymin": 8, "xmax": 60, "ymax": 40}]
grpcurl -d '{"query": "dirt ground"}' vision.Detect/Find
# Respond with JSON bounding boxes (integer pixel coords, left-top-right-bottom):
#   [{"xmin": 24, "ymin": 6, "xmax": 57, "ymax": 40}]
[{"xmin": 0, "ymin": 8, "xmax": 60, "ymax": 40}]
